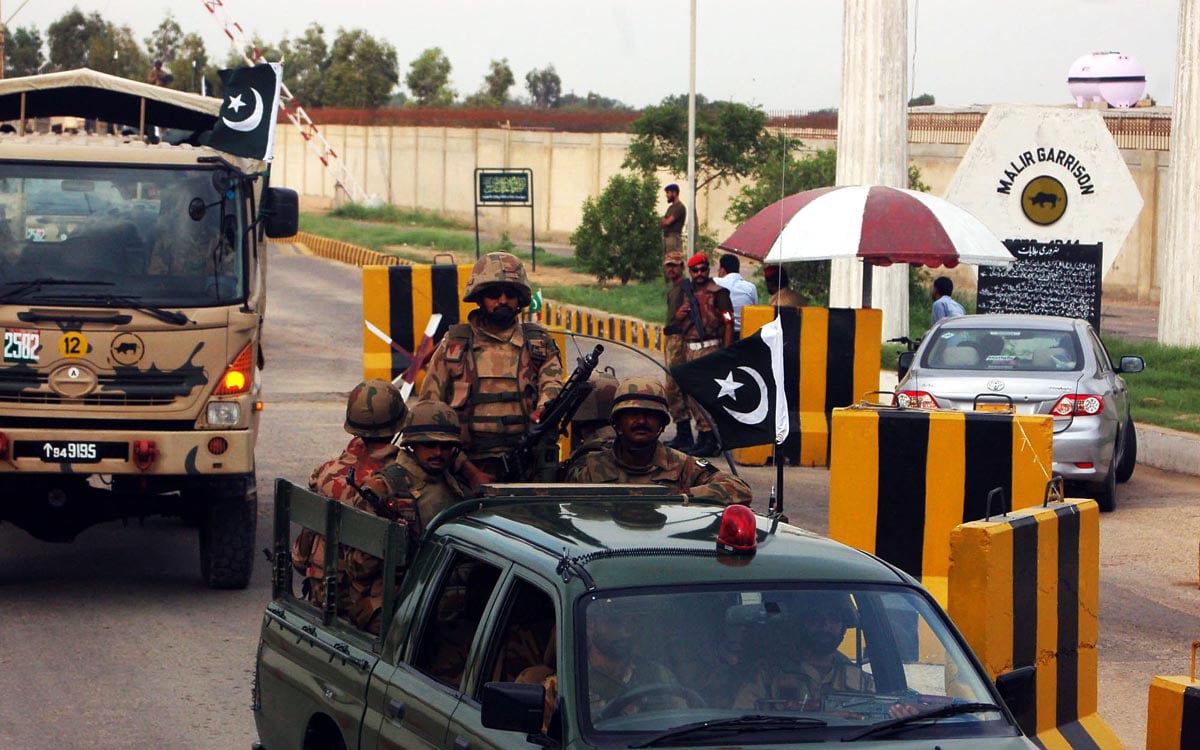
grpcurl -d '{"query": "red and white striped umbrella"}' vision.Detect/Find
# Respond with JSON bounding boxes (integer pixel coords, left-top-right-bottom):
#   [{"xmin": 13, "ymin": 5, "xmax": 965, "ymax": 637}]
[{"xmin": 719, "ymin": 185, "xmax": 1014, "ymax": 268}]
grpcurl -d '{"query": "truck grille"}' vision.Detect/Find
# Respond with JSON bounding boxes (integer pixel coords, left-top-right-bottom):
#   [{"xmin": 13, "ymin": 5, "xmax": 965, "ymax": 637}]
[{"xmin": 0, "ymin": 370, "xmax": 201, "ymax": 406}]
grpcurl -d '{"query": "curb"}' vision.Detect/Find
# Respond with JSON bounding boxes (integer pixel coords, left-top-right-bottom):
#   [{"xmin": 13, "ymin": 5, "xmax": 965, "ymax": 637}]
[{"xmin": 1134, "ymin": 423, "xmax": 1200, "ymax": 477}]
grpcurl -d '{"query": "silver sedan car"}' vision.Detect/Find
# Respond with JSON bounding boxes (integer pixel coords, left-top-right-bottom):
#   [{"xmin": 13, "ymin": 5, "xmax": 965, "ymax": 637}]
[{"xmin": 895, "ymin": 314, "xmax": 1144, "ymax": 512}]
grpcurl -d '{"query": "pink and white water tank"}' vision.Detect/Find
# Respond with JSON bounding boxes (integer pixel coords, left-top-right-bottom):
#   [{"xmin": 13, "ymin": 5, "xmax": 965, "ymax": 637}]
[{"xmin": 1067, "ymin": 52, "xmax": 1146, "ymax": 108}]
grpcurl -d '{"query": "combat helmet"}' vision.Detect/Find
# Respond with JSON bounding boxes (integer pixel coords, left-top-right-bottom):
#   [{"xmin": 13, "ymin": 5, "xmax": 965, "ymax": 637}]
[
  {"xmin": 572, "ymin": 370, "xmax": 619, "ymax": 425},
  {"xmin": 344, "ymin": 379, "xmax": 406, "ymax": 437},
  {"xmin": 462, "ymin": 252, "xmax": 532, "ymax": 306},
  {"xmin": 399, "ymin": 400, "xmax": 462, "ymax": 445},
  {"xmin": 610, "ymin": 377, "xmax": 671, "ymax": 424}
]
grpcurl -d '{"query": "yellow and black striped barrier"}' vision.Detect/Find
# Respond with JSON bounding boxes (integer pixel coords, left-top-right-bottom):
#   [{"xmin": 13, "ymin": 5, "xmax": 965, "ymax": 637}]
[
  {"xmin": 949, "ymin": 500, "xmax": 1120, "ymax": 749},
  {"xmin": 540, "ymin": 300, "xmax": 665, "ymax": 353},
  {"xmin": 733, "ymin": 305, "xmax": 882, "ymax": 467},
  {"xmin": 829, "ymin": 405, "xmax": 1053, "ymax": 606},
  {"xmin": 362, "ymin": 264, "xmax": 474, "ymax": 381},
  {"xmin": 1146, "ymin": 642, "xmax": 1200, "ymax": 750},
  {"xmin": 280, "ymin": 231, "xmax": 410, "ymax": 267}
]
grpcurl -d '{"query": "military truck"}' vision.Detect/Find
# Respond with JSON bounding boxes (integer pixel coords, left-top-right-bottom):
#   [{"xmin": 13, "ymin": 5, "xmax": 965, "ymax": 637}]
[
  {"xmin": 0, "ymin": 70, "xmax": 298, "ymax": 588},
  {"xmin": 253, "ymin": 481, "xmax": 1039, "ymax": 750}
]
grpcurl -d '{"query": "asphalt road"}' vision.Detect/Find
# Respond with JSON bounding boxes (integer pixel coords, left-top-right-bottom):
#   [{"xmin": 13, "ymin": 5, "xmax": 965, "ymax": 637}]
[{"xmin": 0, "ymin": 245, "xmax": 1195, "ymax": 749}]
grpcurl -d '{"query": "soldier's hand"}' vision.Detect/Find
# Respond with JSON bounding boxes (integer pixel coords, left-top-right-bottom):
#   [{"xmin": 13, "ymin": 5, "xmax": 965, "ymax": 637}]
[
  {"xmin": 675, "ymin": 303, "xmax": 690, "ymax": 321},
  {"xmin": 462, "ymin": 461, "xmax": 495, "ymax": 491},
  {"xmin": 531, "ymin": 406, "xmax": 545, "ymax": 423}
]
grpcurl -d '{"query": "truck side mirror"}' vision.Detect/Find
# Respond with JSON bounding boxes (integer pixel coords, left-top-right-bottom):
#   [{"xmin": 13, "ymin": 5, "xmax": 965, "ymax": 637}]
[
  {"xmin": 480, "ymin": 682, "xmax": 545, "ymax": 735},
  {"xmin": 263, "ymin": 187, "xmax": 299, "ymax": 238},
  {"xmin": 897, "ymin": 351, "xmax": 915, "ymax": 381},
  {"xmin": 994, "ymin": 665, "xmax": 1036, "ymax": 733}
]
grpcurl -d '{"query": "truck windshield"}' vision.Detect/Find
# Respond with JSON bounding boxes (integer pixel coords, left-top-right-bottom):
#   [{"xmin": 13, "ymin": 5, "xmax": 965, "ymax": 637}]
[
  {"xmin": 579, "ymin": 585, "xmax": 1013, "ymax": 743},
  {"xmin": 0, "ymin": 164, "xmax": 245, "ymax": 307}
]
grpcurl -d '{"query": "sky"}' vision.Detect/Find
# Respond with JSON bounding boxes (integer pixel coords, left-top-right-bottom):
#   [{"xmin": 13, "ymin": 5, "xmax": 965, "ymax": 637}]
[{"xmin": 6, "ymin": 0, "xmax": 1182, "ymax": 109}]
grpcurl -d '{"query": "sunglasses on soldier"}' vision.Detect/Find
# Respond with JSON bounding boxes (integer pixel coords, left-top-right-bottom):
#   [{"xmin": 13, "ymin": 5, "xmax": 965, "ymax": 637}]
[
  {"xmin": 482, "ymin": 285, "xmax": 520, "ymax": 300},
  {"xmin": 689, "ymin": 264, "xmax": 709, "ymax": 274}
]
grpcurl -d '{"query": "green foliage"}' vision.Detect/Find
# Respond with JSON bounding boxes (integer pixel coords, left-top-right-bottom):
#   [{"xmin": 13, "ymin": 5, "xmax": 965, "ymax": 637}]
[
  {"xmin": 405, "ymin": 47, "xmax": 454, "ymax": 107},
  {"xmin": 525, "ymin": 65, "xmax": 562, "ymax": 108},
  {"xmin": 144, "ymin": 13, "xmax": 183, "ymax": 63},
  {"xmin": 279, "ymin": 24, "xmax": 329, "ymax": 107},
  {"xmin": 47, "ymin": 9, "xmax": 106, "ymax": 71},
  {"xmin": 1103, "ymin": 336, "xmax": 1200, "ymax": 434},
  {"xmin": 328, "ymin": 204, "xmax": 470, "ymax": 229},
  {"xmin": 326, "ymin": 30, "xmax": 400, "ymax": 108},
  {"xmin": 167, "ymin": 33, "xmax": 217, "ymax": 94},
  {"xmin": 3, "ymin": 25, "xmax": 45, "ymax": 77},
  {"xmin": 570, "ymin": 174, "xmax": 662, "ymax": 286},
  {"xmin": 908, "ymin": 93, "xmax": 936, "ymax": 107},
  {"xmin": 541, "ymin": 282, "xmax": 665, "ymax": 324},
  {"xmin": 87, "ymin": 23, "xmax": 148, "ymax": 80},
  {"xmin": 623, "ymin": 95, "xmax": 782, "ymax": 229},
  {"xmin": 223, "ymin": 36, "xmax": 281, "ymax": 69},
  {"xmin": 482, "ymin": 59, "xmax": 515, "ymax": 105},
  {"xmin": 558, "ymin": 91, "xmax": 629, "ymax": 110}
]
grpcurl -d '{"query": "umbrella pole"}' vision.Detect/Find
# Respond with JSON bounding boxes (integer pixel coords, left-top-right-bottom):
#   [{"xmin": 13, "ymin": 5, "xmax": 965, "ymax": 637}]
[{"xmin": 861, "ymin": 263, "xmax": 874, "ymax": 308}]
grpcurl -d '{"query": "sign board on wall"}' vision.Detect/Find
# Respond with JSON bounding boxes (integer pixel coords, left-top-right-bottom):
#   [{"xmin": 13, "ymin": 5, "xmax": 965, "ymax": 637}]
[
  {"xmin": 977, "ymin": 241, "xmax": 1103, "ymax": 332},
  {"xmin": 946, "ymin": 105, "xmax": 1143, "ymax": 281}
]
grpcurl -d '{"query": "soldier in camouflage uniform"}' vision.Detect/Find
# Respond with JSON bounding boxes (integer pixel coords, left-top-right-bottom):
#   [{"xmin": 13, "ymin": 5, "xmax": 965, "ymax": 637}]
[
  {"xmin": 291, "ymin": 379, "xmax": 405, "ymax": 619},
  {"xmin": 344, "ymin": 401, "xmax": 472, "ymax": 633},
  {"xmin": 660, "ymin": 252, "xmax": 694, "ymax": 451},
  {"xmin": 418, "ymin": 252, "xmax": 564, "ymax": 481},
  {"xmin": 558, "ymin": 369, "xmax": 619, "ymax": 478},
  {"xmin": 148, "ymin": 177, "xmax": 235, "ymax": 276},
  {"xmin": 566, "ymin": 377, "xmax": 751, "ymax": 505}
]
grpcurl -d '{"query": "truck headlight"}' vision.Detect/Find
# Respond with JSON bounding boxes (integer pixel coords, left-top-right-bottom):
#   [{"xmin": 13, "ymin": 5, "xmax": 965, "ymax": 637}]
[{"xmin": 207, "ymin": 401, "xmax": 241, "ymax": 426}]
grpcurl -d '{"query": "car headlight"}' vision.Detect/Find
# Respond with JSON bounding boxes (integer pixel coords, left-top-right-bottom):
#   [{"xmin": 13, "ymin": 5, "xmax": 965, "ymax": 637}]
[{"xmin": 206, "ymin": 401, "xmax": 241, "ymax": 426}]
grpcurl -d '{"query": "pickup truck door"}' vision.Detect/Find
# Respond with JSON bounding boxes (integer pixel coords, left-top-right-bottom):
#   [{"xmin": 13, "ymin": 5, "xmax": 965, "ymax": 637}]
[
  {"xmin": 447, "ymin": 568, "xmax": 562, "ymax": 750},
  {"xmin": 373, "ymin": 546, "xmax": 511, "ymax": 750}
]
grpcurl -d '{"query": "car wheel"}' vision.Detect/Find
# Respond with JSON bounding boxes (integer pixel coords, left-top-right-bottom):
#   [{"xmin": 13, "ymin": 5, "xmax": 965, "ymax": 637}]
[
  {"xmin": 1091, "ymin": 458, "xmax": 1117, "ymax": 513},
  {"xmin": 1115, "ymin": 415, "xmax": 1137, "ymax": 484}
]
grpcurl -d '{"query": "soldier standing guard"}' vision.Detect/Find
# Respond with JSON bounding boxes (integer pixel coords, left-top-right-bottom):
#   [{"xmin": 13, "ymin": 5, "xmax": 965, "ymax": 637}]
[
  {"xmin": 673, "ymin": 253, "xmax": 734, "ymax": 457},
  {"xmin": 566, "ymin": 377, "xmax": 751, "ymax": 505},
  {"xmin": 292, "ymin": 379, "xmax": 405, "ymax": 614},
  {"xmin": 660, "ymin": 252, "xmax": 694, "ymax": 452},
  {"xmin": 419, "ymin": 252, "xmax": 564, "ymax": 481}
]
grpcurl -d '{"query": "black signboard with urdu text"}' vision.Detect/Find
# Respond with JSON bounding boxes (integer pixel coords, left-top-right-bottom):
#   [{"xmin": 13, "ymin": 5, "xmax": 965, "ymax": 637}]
[
  {"xmin": 977, "ymin": 240, "xmax": 1103, "ymax": 332},
  {"xmin": 478, "ymin": 171, "xmax": 531, "ymax": 204}
]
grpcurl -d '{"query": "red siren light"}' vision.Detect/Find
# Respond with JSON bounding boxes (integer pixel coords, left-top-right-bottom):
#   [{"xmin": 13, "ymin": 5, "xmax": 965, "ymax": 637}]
[{"xmin": 716, "ymin": 504, "xmax": 758, "ymax": 554}]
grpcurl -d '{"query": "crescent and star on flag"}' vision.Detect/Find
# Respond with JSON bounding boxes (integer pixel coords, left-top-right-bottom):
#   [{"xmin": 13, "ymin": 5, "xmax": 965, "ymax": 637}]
[
  {"xmin": 222, "ymin": 88, "xmax": 264, "ymax": 132},
  {"xmin": 715, "ymin": 368, "xmax": 769, "ymax": 425}
]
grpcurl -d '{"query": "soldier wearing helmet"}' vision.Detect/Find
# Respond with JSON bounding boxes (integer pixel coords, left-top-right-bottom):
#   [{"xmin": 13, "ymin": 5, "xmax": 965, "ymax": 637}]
[
  {"xmin": 419, "ymin": 252, "xmax": 564, "ymax": 481},
  {"xmin": 565, "ymin": 377, "xmax": 751, "ymax": 505},
  {"xmin": 558, "ymin": 369, "xmax": 619, "ymax": 478},
  {"xmin": 341, "ymin": 401, "xmax": 472, "ymax": 633},
  {"xmin": 292, "ymin": 379, "xmax": 406, "ymax": 618}
]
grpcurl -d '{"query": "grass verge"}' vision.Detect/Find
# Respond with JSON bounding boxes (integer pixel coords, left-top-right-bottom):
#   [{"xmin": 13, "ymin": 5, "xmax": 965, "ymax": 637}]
[
  {"xmin": 329, "ymin": 203, "xmax": 470, "ymax": 230},
  {"xmin": 541, "ymin": 282, "xmax": 666, "ymax": 324},
  {"xmin": 1103, "ymin": 336, "xmax": 1200, "ymax": 434}
]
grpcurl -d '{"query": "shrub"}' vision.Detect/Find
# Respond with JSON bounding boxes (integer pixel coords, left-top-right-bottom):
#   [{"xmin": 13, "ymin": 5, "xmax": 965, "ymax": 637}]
[{"xmin": 570, "ymin": 173, "xmax": 662, "ymax": 285}]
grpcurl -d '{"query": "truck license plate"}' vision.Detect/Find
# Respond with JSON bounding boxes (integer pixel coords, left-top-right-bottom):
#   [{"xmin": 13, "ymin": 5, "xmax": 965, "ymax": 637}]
[{"xmin": 13, "ymin": 441, "xmax": 127, "ymax": 463}]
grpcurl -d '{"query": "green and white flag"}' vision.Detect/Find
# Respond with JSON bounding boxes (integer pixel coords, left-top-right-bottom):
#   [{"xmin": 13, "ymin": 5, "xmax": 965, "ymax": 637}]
[
  {"xmin": 530, "ymin": 288, "xmax": 544, "ymax": 320},
  {"xmin": 207, "ymin": 63, "xmax": 283, "ymax": 161}
]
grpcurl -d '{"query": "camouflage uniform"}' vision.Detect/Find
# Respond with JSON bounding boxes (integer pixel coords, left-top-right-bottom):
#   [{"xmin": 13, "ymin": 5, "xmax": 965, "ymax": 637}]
[
  {"xmin": 291, "ymin": 380, "xmax": 404, "ymax": 622},
  {"xmin": 661, "ymin": 252, "xmax": 689, "ymax": 424},
  {"xmin": 418, "ymin": 253, "xmax": 563, "ymax": 475},
  {"xmin": 565, "ymin": 377, "xmax": 751, "ymax": 505},
  {"xmin": 734, "ymin": 652, "xmax": 874, "ymax": 712},
  {"xmin": 343, "ymin": 401, "xmax": 470, "ymax": 633},
  {"xmin": 148, "ymin": 180, "xmax": 234, "ymax": 276},
  {"xmin": 560, "ymin": 370, "xmax": 619, "ymax": 477}
]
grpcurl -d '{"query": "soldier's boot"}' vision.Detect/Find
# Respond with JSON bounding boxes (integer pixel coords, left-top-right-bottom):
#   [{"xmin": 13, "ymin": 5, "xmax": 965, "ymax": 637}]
[
  {"xmin": 664, "ymin": 420, "xmax": 695, "ymax": 452},
  {"xmin": 689, "ymin": 430, "xmax": 721, "ymax": 457}
]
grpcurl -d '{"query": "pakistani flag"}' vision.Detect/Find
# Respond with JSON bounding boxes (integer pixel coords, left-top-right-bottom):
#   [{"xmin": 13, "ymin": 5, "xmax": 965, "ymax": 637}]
[
  {"xmin": 669, "ymin": 316, "xmax": 793, "ymax": 449},
  {"xmin": 207, "ymin": 63, "xmax": 283, "ymax": 161}
]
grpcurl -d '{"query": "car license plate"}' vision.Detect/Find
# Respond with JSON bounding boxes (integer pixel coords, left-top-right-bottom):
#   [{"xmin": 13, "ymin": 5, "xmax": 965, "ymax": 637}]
[
  {"xmin": 13, "ymin": 440, "xmax": 127, "ymax": 463},
  {"xmin": 975, "ymin": 402, "xmax": 1014, "ymax": 413}
]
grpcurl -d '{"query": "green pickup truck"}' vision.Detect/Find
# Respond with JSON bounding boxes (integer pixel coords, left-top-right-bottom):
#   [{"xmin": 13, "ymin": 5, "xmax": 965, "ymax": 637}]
[{"xmin": 253, "ymin": 482, "xmax": 1038, "ymax": 750}]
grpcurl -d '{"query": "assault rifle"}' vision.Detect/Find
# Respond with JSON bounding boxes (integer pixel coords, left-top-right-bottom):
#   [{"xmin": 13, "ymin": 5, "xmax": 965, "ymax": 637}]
[
  {"xmin": 679, "ymin": 278, "xmax": 707, "ymax": 340},
  {"xmin": 499, "ymin": 344, "xmax": 604, "ymax": 482},
  {"xmin": 345, "ymin": 467, "xmax": 410, "ymax": 524}
]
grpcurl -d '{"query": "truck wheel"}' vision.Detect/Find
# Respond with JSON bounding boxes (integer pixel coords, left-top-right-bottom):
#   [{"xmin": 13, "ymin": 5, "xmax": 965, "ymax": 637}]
[
  {"xmin": 198, "ymin": 473, "xmax": 257, "ymax": 589},
  {"xmin": 1115, "ymin": 416, "xmax": 1137, "ymax": 484}
]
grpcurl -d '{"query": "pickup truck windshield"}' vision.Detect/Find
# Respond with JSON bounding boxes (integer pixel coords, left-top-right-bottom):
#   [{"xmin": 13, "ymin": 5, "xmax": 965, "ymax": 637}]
[
  {"xmin": 0, "ymin": 164, "xmax": 245, "ymax": 307},
  {"xmin": 580, "ymin": 585, "xmax": 1014, "ymax": 743}
]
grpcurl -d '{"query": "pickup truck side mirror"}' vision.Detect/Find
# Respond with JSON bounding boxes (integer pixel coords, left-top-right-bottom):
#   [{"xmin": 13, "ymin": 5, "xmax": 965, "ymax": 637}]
[
  {"xmin": 897, "ymin": 351, "xmax": 915, "ymax": 381},
  {"xmin": 1116, "ymin": 355, "xmax": 1144, "ymax": 374},
  {"xmin": 263, "ymin": 187, "xmax": 299, "ymax": 238},
  {"xmin": 481, "ymin": 682, "xmax": 545, "ymax": 735},
  {"xmin": 994, "ymin": 665, "xmax": 1036, "ymax": 734}
]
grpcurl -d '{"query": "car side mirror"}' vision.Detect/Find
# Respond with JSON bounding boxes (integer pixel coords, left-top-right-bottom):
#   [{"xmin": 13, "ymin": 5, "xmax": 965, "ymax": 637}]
[
  {"xmin": 897, "ymin": 351, "xmax": 915, "ymax": 380},
  {"xmin": 481, "ymin": 682, "xmax": 545, "ymax": 735},
  {"xmin": 1117, "ymin": 355, "xmax": 1144, "ymax": 374},
  {"xmin": 263, "ymin": 187, "xmax": 299, "ymax": 238},
  {"xmin": 994, "ymin": 665, "xmax": 1036, "ymax": 733}
]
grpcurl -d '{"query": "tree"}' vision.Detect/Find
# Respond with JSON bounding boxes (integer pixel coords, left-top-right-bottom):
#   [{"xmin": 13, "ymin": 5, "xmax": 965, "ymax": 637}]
[
  {"xmin": 87, "ymin": 22, "xmax": 148, "ymax": 80},
  {"xmin": 559, "ymin": 91, "xmax": 628, "ymax": 110},
  {"xmin": 144, "ymin": 12, "xmax": 184, "ymax": 63},
  {"xmin": 324, "ymin": 29, "xmax": 399, "ymax": 108},
  {"xmin": 280, "ymin": 23, "xmax": 329, "ymax": 107},
  {"xmin": 624, "ymin": 94, "xmax": 781, "ymax": 207},
  {"xmin": 46, "ymin": 9, "xmax": 107, "ymax": 71},
  {"xmin": 405, "ymin": 47, "xmax": 453, "ymax": 107},
  {"xmin": 222, "ymin": 36, "xmax": 282, "ymax": 69},
  {"xmin": 166, "ymin": 33, "xmax": 217, "ymax": 93},
  {"xmin": 525, "ymin": 65, "xmax": 561, "ymax": 108},
  {"xmin": 3, "ymin": 25, "xmax": 45, "ymax": 77},
  {"xmin": 571, "ymin": 174, "xmax": 662, "ymax": 286},
  {"xmin": 908, "ymin": 92, "xmax": 935, "ymax": 107},
  {"xmin": 483, "ymin": 58, "xmax": 514, "ymax": 104}
]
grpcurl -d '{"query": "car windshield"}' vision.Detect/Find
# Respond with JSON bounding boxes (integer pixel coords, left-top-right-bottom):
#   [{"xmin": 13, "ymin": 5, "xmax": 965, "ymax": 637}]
[
  {"xmin": 578, "ymin": 585, "xmax": 1014, "ymax": 743},
  {"xmin": 0, "ymin": 164, "xmax": 245, "ymax": 307},
  {"xmin": 922, "ymin": 327, "xmax": 1083, "ymax": 372}
]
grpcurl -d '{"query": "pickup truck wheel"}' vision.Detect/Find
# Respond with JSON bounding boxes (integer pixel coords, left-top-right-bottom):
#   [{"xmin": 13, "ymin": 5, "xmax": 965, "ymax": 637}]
[{"xmin": 198, "ymin": 473, "xmax": 257, "ymax": 589}]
